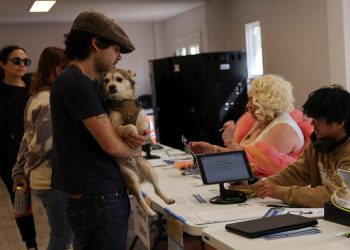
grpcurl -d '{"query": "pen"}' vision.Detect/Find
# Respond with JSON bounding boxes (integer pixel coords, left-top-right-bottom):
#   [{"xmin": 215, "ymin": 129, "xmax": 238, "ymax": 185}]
[
  {"xmin": 266, "ymin": 205, "xmax": 292, "ymax": 208},
  {"xmin": 266, "ymin": 204, "xmax": 303, "ymax": 208}
]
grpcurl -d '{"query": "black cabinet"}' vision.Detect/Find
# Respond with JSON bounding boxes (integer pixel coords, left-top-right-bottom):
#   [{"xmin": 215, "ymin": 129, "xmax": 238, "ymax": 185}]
[{"xmin": 150, "ymin": 51, "xmax": 248, "ymax": 149}]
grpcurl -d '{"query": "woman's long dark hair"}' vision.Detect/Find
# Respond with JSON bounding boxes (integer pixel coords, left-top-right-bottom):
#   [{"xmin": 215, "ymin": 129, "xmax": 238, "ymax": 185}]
[{"xmin": 29, "ymin": 47, "xmax": 69, "ymax": 95}]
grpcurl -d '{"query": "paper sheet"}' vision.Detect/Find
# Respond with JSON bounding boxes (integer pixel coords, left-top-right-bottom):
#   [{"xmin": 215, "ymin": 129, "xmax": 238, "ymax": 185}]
[
  {"xmin": 169, "ymin": 194, "xmax": 209, "ymax": 207},
  {"xmin": 282, "ymin": 208, "xmax": 324, "ymax": 218},
  {"xmin": 263, "ymin": 227, "xmax": 321, "ymax": 240},
  {"xmin": 186, "ymin": 206, "xmax": 268, "ymax": 225},
  {"xmin": 263, "ymin": 207, "xmax": 324, "ymax": 218}
]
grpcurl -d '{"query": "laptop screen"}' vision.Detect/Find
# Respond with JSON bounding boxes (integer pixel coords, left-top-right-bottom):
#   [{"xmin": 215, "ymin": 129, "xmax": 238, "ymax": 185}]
[{"xmin": 196, "ymin": 151, "xmax": 253, "ymax": 184}]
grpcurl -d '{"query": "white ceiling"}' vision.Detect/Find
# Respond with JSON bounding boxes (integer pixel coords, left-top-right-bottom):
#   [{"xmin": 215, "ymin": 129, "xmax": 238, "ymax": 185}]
[{"xmin": 0, "ymin": 0, "xmax": 204, "ymax": 23}]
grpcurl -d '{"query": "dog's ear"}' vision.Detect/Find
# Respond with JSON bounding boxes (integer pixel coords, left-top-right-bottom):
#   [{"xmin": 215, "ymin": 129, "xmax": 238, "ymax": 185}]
[{"xmin": 127, "ymin": 70, "xmax": 136, "ymax": 79}]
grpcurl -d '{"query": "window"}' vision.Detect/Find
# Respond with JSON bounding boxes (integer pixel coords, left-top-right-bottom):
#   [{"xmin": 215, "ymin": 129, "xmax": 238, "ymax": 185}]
[
  {"xmin": 175, "ymin": 47, "xmax": 187, "ymax": 56},
  {"xmin": 175, "ymin": 44, "xmax": 199, "ymax": 56},
  {"xmin": 173, "ymin": 32, "xmax": 201, "ymax": 56},
  {"xmin": 188, "ymin": 44, "xmax": 200, "ymax": 55},
  {"xmin": 245, "ymin": 21, "xmax": 264, "ymax": 79}
]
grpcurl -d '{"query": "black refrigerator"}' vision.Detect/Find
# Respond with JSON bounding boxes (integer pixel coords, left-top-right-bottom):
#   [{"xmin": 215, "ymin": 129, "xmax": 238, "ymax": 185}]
[{"xmin": 149, "ymin": 51, "xmax": 248, "ymax": 149}]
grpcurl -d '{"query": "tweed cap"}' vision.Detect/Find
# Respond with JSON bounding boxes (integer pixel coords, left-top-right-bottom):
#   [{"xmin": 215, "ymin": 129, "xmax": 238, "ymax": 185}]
[{"xmin": 71, "ymin": 11, "xmax": 135, "ymax": 54}]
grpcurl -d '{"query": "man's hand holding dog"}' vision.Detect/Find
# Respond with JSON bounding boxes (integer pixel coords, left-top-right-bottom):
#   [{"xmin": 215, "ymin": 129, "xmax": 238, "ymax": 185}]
[{"xmin": 124, "ymin": 130, "xmax": 150, "ymax": 149}]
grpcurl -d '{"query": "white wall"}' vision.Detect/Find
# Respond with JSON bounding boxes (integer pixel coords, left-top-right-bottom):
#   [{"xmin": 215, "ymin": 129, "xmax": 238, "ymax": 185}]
[
  {"xmin": 155, "ymin": 0, "xmax": 350, "ymax": 108},
  {"xmin": 0, "ymin": 23, "xmax": 70, "ymax": 72},
  {"xmin": 153, "ymin": 5, "xmax": 208, "ymax": 58},
  {"xmin": 0, "ymin": 21, "xmax": 155, "ymax": 96},
  {"xmin": 327, "ymin": 0, "xmax": 347, "ymax": 89},
  {"xmin": 340, "ymin": 0, "xmax": 350, "ymax": 90},
  {"xmin": 205, "ymin": 0, "xmax": 330, "ymax": 108},
  {"xmin": 117, "ymin": 22, "xmax": 156, "ymax": 95},
  {"xmin": 3, "ymin": 2, "xmax": 350, "ymax": 102},
  {"xmin": 205, "ymin": 0, "xmax": 225, "ymax": 52}
]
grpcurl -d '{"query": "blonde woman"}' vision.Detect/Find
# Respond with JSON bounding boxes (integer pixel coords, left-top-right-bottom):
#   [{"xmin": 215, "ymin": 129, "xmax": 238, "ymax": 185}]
[{"xmin": 189, "ymin": 74, "xmax": 313, "ymax": 178}]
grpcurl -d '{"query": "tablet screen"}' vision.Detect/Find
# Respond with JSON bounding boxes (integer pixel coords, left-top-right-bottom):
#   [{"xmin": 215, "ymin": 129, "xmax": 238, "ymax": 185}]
[{"xmin": 196, "ymin": 151, "xmax": 253, "ymax": 184}]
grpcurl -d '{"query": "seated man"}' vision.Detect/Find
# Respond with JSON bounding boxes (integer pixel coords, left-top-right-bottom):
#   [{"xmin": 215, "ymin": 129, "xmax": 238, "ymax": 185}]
[{"xmin": 233, "ymin": 85, "xmax": 350, "ymax": 208}]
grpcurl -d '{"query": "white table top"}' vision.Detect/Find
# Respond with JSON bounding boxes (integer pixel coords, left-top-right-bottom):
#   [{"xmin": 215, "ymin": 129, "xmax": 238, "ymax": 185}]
[
  {"xmin": 141, "ymin": 146, "xmax": 323, "ymax": 236},
  {"xmin": 140, "ymin": 146, "xmax": 350, "ymax": 249},
  {"xmin": 202, "ymin": 219, "xmax": 350, "ymax": 250}
]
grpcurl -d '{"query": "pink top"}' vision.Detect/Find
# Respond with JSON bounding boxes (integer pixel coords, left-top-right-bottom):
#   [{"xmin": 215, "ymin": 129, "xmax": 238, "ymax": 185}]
[{"xmin": 234, "ymin": 109, "xmax": 313, "ymax": 178}]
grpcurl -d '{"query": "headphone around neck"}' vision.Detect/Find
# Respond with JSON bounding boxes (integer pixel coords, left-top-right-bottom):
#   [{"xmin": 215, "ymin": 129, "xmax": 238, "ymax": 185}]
[{"xmin": 311, "ymin": 132, "xmax": 349, "ymax": 154}]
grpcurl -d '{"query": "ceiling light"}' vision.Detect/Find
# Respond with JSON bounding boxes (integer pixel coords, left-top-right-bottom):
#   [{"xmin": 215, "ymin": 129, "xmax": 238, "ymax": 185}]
[{"xmin": 29, "ymin": 1, "xmax": 56, "ymax": 12}]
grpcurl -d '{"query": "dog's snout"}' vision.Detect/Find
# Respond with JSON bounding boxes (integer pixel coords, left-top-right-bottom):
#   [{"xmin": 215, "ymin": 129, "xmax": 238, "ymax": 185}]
[{"xmin": 109, "ymin": 85, "xmax": 117, "ymax": 93}]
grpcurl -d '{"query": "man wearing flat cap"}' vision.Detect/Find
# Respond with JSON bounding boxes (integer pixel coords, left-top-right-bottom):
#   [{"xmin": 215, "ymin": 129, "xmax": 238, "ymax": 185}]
[{"xmin": 50, "ymin": 11, "xmax": 148, "ymax": 250}]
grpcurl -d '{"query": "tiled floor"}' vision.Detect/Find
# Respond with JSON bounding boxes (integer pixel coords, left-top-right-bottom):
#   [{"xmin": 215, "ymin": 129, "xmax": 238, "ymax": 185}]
[
  {"xmin": 0, "ymin": 179, "xmax": 208, "ymax": 250},
  {"xmin": 0, "ymin": 179, "xmax": 150, "ymax": 250}
]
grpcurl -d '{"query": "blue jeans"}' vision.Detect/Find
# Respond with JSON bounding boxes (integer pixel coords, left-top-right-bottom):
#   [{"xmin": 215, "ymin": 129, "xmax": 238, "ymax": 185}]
[
  {"xmin": 66, "ymin": 191, "xmax": 130, "ymax": 250},
  {"xmin": 35, "ymin": 189, "xmax": 74, "ymax": 250}
]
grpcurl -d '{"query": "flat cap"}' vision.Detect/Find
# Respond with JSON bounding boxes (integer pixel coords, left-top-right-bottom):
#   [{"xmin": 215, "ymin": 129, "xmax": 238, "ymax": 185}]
[{"xmin": 71, "ymin": 11, "xmax": 135, "ymax": 54}]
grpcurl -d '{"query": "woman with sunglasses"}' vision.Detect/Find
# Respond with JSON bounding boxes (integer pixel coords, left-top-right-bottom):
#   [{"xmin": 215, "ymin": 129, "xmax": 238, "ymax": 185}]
[
  {"xmin": 0, "ymin": 45, "xmax": 38, "ymax": 250},
  {"xmin": 12, "ymin": 47, "xmax": 73, "ymax": 250}
]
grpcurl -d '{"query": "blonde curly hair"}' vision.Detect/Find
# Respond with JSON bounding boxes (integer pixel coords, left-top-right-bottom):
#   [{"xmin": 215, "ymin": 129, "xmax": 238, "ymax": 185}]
[{"xmin": 251, "ymin": 74, "xmax": 294, "ymax": 123}]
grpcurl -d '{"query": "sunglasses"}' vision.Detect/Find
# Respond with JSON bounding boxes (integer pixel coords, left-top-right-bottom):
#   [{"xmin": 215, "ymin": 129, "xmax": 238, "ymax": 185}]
[{"xmin": 8, "ymin": 57, "xmax": 31, "ymax": 67}]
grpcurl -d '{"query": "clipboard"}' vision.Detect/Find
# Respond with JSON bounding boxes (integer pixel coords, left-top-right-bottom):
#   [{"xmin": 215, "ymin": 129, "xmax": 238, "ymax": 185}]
[{"xmin": 225, "ymin": 214, "xmax": 318, "ymax": 238}]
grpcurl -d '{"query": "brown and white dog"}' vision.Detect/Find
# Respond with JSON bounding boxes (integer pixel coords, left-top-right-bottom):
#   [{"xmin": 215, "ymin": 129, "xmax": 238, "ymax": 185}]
[{"xmin": 101, "ymin": 68, "xmax": 175, "ymax": 216}]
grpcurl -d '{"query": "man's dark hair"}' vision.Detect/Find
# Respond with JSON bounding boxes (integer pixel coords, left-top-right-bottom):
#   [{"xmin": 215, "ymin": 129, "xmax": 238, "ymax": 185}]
[
  {"xmin": 64, "ymin": 30, "xmax": 116, "ymax": 60},
  {"xmin": 302, "ymin": 85, "xmax": 350, "ymax": 133}
]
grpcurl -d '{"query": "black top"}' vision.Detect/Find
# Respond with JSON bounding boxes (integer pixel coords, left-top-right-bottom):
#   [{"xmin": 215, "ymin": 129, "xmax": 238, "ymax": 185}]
[
  {"xmin": 0, "ymin": 81, "xmax": 28, "ymax": 165},
  {"xmin": 50, "ymin": 65, "xmax": 125, "ymax": 194}
]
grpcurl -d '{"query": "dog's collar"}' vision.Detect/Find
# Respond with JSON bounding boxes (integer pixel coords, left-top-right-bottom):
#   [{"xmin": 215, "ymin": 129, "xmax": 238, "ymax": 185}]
[
  {"xmin": 107, "ymin": 99, "xmax": 143, "ymax": 125},
  {"xmin": 107, "ymin": 99, "xmax": 142, "ymax": 109}
]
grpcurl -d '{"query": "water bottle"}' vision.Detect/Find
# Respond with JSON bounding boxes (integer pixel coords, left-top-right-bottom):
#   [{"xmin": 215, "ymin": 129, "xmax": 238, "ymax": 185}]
[{"xmin": 14, "ymin": 185, "xmax": 31, "ymax": 217}]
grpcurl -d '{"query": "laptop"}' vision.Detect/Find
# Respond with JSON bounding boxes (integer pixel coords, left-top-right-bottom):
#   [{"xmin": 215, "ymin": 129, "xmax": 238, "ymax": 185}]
[{"xmin": 225, "ymin": 214, "xmax": 318, "ymax": 238}]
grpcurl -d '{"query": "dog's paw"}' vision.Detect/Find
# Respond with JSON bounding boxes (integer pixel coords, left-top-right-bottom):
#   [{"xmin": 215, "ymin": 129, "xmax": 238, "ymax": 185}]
[
  {"xmin": 137, "ymin": 122, "xmax": 149, "ymax": 135},
  {"xmin": 166, "ymin": 198, "xmax": 176, "ymax": 205},
  {"xmin": 145, "ymin": 208, "xmax": 157, "ymax": 217},
  {"xmin": 117, "ymin": 124, "xmax": 137, "ymax": 137}
]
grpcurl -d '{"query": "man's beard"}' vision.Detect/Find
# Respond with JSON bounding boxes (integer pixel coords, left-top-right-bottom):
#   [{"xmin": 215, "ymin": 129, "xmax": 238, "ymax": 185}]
[{"xmin": 96, "ymin": 61, "xmax": 113, "ymax": 75}]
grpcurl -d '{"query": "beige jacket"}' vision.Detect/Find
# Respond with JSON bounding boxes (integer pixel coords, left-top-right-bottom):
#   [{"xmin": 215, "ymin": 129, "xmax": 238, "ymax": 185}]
[
  {"xmin": 12, "ymin": 88, "xmax": 52, "ymax": 190},
  {"xmin": 266, "ymin": 137, "xmax": 350, "ymax": 207}
]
